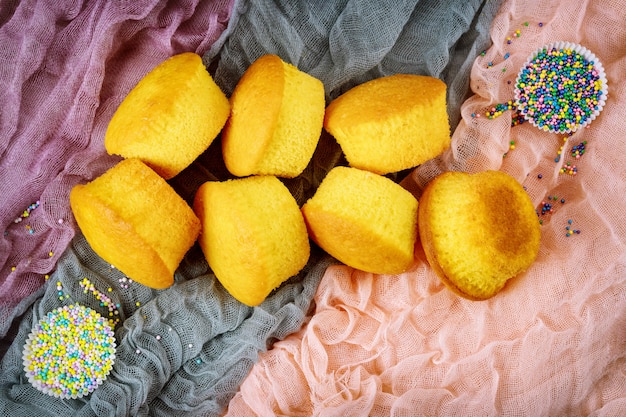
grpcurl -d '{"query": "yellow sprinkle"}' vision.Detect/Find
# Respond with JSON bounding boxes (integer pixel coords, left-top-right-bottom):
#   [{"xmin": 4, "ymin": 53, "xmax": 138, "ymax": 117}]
[{"xmin": 48, "ymin": 251, "xmax": 54, "ymax": 257}]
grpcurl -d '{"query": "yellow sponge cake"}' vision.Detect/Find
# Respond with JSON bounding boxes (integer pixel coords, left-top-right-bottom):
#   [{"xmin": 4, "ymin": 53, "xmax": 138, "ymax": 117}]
[
  {"xmin": 302, "ymin": 166, "xmax": 418, "ymax": 274},
  {"xmin": 193, "ymin": 175, "xmax": 310, "ymax": 306},
  {"xmin": 105, "ymin": 52, "xmax": 230, "ymax": 179},
  {"xmin": 69, "ymin": 158, "xmax": 201, "ymax": 289},
  {"xmin": 418, "ymin": 170, "xmax": 541, "ymax": 300},
  {"xmin": 324, "ymin": 74, "xmax": 450, "ymax": 175},
  {"xmin": 221, "ymin": 54, "xmax": 325, "ymax": 178}
]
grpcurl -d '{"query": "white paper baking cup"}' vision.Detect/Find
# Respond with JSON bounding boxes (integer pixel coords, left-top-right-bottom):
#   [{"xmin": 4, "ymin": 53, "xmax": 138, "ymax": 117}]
[
  {"xmin": 22, "ymin": 304, "xmax": 116, "ymax": 399},
  {"xmin": 514, "ymin": 41, "xmax": 608, "ymax": 133}
]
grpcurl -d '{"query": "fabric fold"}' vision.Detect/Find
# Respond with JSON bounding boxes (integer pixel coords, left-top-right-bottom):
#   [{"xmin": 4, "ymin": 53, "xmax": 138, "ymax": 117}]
[
  {"xmin": 0, "ymin": 233, "xmax": 334, "ymax": 416},
  {"xmin": 0, "ymin": 0, "xmax": 235, "ymax": 348},
  {"xmin": 224, "ymin": 0, "xmax": 626, "ymax": 414}
]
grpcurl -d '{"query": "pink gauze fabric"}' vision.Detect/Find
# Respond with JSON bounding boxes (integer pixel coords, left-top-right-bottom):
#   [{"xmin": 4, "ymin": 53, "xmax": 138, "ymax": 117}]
[
  {"xmin": 0, "ymin": 0, "xmax": 234, "ymax": 341},
  {"xmin": 225, "ymin": 0, "xmax": 626, "ymax": 415}
]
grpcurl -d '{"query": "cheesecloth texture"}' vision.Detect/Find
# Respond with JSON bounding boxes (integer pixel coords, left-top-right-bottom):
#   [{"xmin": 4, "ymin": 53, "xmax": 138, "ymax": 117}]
[
  {"xmin": 0, "ymin": 0, "xmax": 507, "ymax": 415},
  {"xmin": 224, "ymin": 0, "xmax": 626, "ymax": 416},
  {"xmin": 205, "ymin": 0, "xmax": 505, "ymax": 213},
  {"xmin": 1, "ymin": 232, "xmax": 334, "ymax": 416},
  {"xmin": 0, "ymin": 0, "xmax": 328, "ymax": 415},
  {"xmin": 0, "ymin": 0, "xmax": 337, "ymax": 415},
  {"xmin": 0, "ymin": 0, "xmax": 234, "ymax": 350}
]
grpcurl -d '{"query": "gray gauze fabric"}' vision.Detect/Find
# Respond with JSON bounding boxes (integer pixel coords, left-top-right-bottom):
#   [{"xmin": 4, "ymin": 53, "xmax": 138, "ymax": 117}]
[
  {"xmin": 207, "ymin": 0, "xmax": 503, "ymax": 131},
  {"xmin": 0, "ymin": 0, "xmax": 502, "ymax": 416},
  {"xmin": 0, "ymin": 232, "xmax": 333, "ymax": 416}
]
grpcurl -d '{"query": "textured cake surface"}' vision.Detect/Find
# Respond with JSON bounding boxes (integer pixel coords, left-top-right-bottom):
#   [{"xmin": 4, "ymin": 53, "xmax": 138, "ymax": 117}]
[
  {"xmin": 193, "ymin": 175, "xmax": 310, "ymax": 306},
  {"xmin": 324, "ymin": 74, "xmax": 450, "ymax": 174},
  {"xmin": 418, "ymin": 170, "xmax": 541, "ymax": 300},
  {"xmin": 302, "ymin": 166, "xmax": 418, "ymax": 274},
  {"xmin": 222, "ymin": 54, "xmax": 325, "ymax": 178},
  {"xmin": 70, "ymin": 158, "xmax": 200, "ymax": 289},
  {"xmin": 105, "ymin": 52, "xmax": 230, "ymax": 179}
]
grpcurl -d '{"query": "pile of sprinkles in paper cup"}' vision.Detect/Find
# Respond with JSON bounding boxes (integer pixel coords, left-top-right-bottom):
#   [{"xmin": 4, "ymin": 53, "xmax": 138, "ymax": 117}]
[
  {"xmin": 22, "ymin": 304, "xmax": 116, "ymax": 399},
  {"xmin": 514, "ymin": 42, "xmax": 608, "ymax": 133}
]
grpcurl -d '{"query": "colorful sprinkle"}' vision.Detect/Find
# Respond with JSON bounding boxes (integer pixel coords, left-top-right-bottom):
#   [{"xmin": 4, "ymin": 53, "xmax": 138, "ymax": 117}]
[
  {"xmin": 13, "ymin": 201, "xmax": 40, "ymax": 224},
  {"xmin": 22, "ymin": 304, "xmax": 116, "ymax": 399},
  {"xmin": 560, "ymin": 162, "xmax": 578, "ymax": 175},
  {"xmin": 56, "ymin": 281, "xmax": 70, "ymax": 301},
  {"xmin": 538, "ymin": 201, "xmax": 553, "ymax": 216},
  {"xmin": 118, "ymin": 276, "xmax": 132, "ymax": 289},
  {"xmin": 537, "ymin": 195, "xmax": 566, "ymax": 219},
  {"xmin": 555, "ymin": 136, "xmax": 570, "ymax": 162},
  {"xmin": 486, "ymin": 101, "xmax": 514, "ymax": 119},
  {"xmin": 483, "ymin": 101, "xmax": 527, "ymax": 127},
  {"xmin": 571, "ymin": 141, "xmax": 587, "ymax": 158},
  {"xmin": 79, "ymin": 278, "xmax": 121, "ymax": 327},
  {"xmin": 565, "ymin": 219, "xmax": 581, "ymax": 236},
  {"xmin": 515, "ymin": 45, "xmax": 606, "ymax": 133},
  {"xmin": 503, "ymin": 140, "xmax": 516, "ymax": 158}
]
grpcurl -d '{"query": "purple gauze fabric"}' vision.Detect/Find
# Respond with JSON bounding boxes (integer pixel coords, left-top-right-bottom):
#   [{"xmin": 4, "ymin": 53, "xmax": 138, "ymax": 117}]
[{"xmin": 0, "ymin": 0, "xmax": 235, "ymax": 350}]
